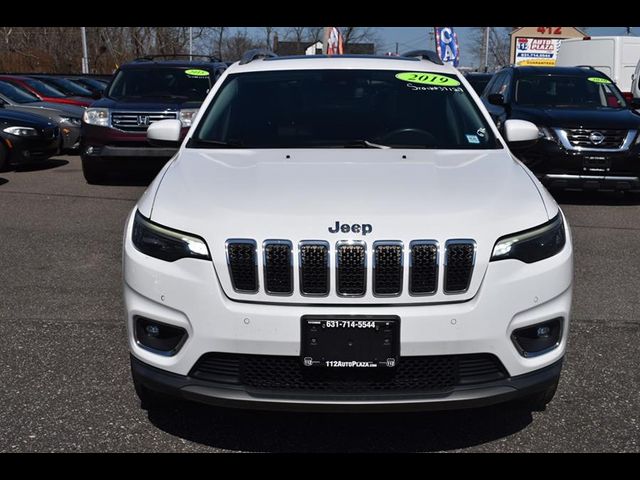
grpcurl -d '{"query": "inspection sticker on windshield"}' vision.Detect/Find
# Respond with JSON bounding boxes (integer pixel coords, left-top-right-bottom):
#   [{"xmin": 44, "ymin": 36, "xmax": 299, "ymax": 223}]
[
  {"xmin": 587, "ymin": 77, "xmax": 611, "ymax": 84},
  {"xmin": 185, "ymin": 69, "xmax": 210, "ymax": 77},
  {"xmin": 466, "ymin": 134, "xmax": 480, "ymax": 144},
  {"xmin": 395, "ymin": 72, "xmax": 461, "ymax": 86}
]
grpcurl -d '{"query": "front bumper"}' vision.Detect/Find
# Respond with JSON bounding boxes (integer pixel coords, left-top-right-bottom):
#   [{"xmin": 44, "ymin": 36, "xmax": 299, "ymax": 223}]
[
  {"xmin": 60, "ymin": 125, "xmax": 81, "ymax": 152},
  {"xmin": 3, "ymin": 134, "xmax": 59, "ymax": 164},
  {"xmin": 131, "ymin": 354, "xmax": 563, "ymax": 412},
  {"xmin": 123, "ymin": 207, "xmax": 574, "ymax": 410},
  {"xmin": 518, "ymin": 139, "xmax": 640, "ymax": 191}
]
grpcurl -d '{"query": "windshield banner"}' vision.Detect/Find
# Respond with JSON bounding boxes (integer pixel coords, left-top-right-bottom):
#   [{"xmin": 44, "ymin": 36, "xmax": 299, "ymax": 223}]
[{"xmin": 435, "ymin": 27, "xmax": 460, "ymax": 67}]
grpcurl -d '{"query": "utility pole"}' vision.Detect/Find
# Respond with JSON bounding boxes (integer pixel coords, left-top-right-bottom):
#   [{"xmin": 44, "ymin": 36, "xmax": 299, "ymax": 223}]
[
  {"xmin": 189, "ymin": 27, "xmax": 193, "ymax": 60},
  {"xmin": 395, "ymin": 42, "xmax": 398, "ymax": 55},
  {"xmin": 80, "ymin": 27, "xmax": 89, "ymax": 74},
  {"xmin": 483, "ymin": 27, "xmax": 490, "ymax": 72}
]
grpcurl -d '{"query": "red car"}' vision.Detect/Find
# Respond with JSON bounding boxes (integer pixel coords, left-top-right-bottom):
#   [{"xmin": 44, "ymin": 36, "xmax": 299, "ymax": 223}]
[{"xmin": 0, "ymin": 75, "xmax": 92, "ymax": 107}]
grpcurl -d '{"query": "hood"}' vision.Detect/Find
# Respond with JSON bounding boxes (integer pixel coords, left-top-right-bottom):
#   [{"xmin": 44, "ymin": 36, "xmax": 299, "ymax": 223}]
[
  {"xmin": 29, "ymin": 101, "xmax": 84, "ymax": 118},
  {"xmin": 512, "ymin": 105, "xmax": 640, "ymax": 129},
  {"xmin": 94, "ymin": 96, "xmax": 202, "ymax": 110},
  {"xmin": 147, "ymin": 149, "xmax": 552, "ymax": 305},
  {"xmin": 0, "ymin": 108, "xmax": 55, "ymax": 127}
]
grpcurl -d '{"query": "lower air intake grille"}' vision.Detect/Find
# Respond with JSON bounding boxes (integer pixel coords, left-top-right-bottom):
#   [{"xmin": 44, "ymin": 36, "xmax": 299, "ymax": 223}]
[
  {"xmin": 263, "ymin": 241, "xmax": 293, "ymax": 294},
  {"xmin": 190, "ymin": 353, "xmax": 507, "ymax": 394},
  {"xmin": 444, "ymin": 241, "xmax": 475, "ymax": 293},
  {"xmin": 409, "ymin": 241, "xmax": 438, "ymax": 294},
  {"xmin": 226, "ymin": 241, "xmax": 258, "ymax": 292},
  {"xmin": 336, "ymin": 242, "xmax": 366, "ymax": 296},
  {"xmin": 373, "ymin": 242, "xmax": 403, "ymax": 296},
  {"xmin": 299, "ymin": 242, "xmax": 329, "ymax": 295}
]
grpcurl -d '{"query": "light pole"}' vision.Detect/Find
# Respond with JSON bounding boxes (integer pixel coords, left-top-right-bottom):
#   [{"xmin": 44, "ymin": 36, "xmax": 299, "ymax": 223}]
[
  {"xmin": 189, "ymin": 27, "xmax": 193, "ymax": 60},
  {"xmin": 81, "ymin": 27, "xmax": 89, "ymax": 73}
]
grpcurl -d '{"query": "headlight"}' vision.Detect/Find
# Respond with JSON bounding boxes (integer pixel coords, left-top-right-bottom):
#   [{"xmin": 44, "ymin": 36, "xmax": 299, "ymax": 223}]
[
  {"xmin": 3, "ymin": 126, "xmax": 38, "ymax": 137},
  {"xmin": 59, "ymin": 116, "xmax": 81, "ymax": 126},
  {"xmin": 537, "ymin": 126, "xmax": 554, "ymax": 141},
  {"xmin": 179, "ymin": 108, "xmax": 199, "ymax": 127},
  {"xmin": 83, "ymin": 108, "xmax": 109, "ymax": 127},
  {"xmin": 132, "ymin": 211, "xmax": 210, "ymax": 262},
  {"xmin": 491, "ymin": 213, "xmax": 566, "ymax": 263}
]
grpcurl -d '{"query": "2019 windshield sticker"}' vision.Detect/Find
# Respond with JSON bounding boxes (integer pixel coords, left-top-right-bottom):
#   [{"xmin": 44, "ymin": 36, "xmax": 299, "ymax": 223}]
[
  {"xmin": 395, "ymin": 72, "xmax": 461, "ymax": 86},
  {"xmin": 587, "ymin": 77, "xmax": 611, "ymax": 84},
  {"xmin": 185, "ymin": 69, "xmax": 210, "ymax": 77}
]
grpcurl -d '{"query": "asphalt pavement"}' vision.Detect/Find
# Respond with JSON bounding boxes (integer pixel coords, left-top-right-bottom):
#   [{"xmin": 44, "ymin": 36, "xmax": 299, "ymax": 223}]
[{"xmin": 0, "ymin": 156, "xmax": 638, "ymax": 452}]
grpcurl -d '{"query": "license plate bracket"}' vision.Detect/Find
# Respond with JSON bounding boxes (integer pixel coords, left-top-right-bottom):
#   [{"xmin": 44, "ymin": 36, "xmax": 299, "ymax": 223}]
[{"xmin": 300, "ymin": 315, "xmax": 399, "ymax": 368}]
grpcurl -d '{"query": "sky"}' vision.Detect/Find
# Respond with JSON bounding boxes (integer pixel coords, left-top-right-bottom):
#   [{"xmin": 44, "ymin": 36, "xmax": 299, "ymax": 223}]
[{"xmin": 243, "ymin": 26, "xmax": 640, "ymax": 68}]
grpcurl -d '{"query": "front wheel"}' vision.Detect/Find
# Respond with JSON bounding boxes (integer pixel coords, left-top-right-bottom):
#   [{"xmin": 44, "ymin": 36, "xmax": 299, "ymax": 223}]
[{"xmin": 81, "ymin": 156, "xmax": 108, "ymax": 184}]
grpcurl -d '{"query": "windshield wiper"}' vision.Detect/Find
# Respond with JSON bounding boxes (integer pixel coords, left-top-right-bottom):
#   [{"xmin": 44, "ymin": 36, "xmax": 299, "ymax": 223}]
[
  {"xmin": 187, "ymin": 138, "xmax": 243, "ymax": 148},
  {"xmin": 342, "ymin": 139, "xmax": 391, "ymax": 149}
]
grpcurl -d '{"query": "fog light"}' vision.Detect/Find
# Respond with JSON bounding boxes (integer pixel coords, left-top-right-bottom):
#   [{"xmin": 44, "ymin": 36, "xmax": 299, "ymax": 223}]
[
  {"xmin": 86, "ymin": 146, "xmax": 94, "ymax": 154},
  {"xmin": 134, "ymin": 316, "xmax": 187, "ymax": 356},
  {"xmin": 511, "ymin": 317, "xmax": 563, "ymax": 358}
]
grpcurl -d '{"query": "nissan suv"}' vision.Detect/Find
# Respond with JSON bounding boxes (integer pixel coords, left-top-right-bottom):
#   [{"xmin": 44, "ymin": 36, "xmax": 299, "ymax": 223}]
[
  {"xmin": 124, "ymin": 51, "xmax": 573, "ymax": 412},
  {"xmin": 482, "ymin": 66, "xmax": 640, "ymax": 192},
  {"xmin": 80, "ymin": 55, "xmax": 227, "ymax": 183}
]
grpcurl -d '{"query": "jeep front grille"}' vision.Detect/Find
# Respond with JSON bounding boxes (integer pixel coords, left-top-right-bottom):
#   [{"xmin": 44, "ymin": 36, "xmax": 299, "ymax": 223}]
[
  {"xmin": 373, "ymin": 242, "xmax": 403, "ymax": 296},
  {"xmin": 444, "ymin": 240, "xmax": 476, "ymax": 293},
  {"xmin": 225, "ymin": 239, "xmax": 477, "ymax": 298},
  {"xmin": 299, "ymin": 242, "xmax": 330, "ymax": 296},
  {"xmin": 110, "ymin": 111, "xmax": 178, "ymax": 132},
  {"xmin": 226, "ymin": 240, "xmax": 258, "ymax": 293},
  {"xmin": 409, "ymin": 241, "xmax": 438, "ymax": 295},
  {"xmin": 263, "ymin": 240, "xmax": 293, "ymax": 295},
  {"xmin": 336, "ymin": 241, "xmax": 367, "ymax": 296}
]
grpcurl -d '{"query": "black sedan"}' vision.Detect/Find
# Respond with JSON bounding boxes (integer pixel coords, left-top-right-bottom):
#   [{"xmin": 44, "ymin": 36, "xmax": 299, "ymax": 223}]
[{"xmin": 0, "ymin": 109, "xmax": 60, "ymax": 170}]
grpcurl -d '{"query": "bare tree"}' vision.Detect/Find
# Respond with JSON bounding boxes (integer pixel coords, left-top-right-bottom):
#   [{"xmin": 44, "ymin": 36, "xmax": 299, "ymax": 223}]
[
  {"xmin": 222, "ymin": 29, "xmax": 260, "ymax": 62},
  {"xmin": 340, "ymin": 26, "xmax": 379, "ymax": 47},
  {"xmin": 469, "ymin": 27, "xmax": 512, "ymax": 71}
]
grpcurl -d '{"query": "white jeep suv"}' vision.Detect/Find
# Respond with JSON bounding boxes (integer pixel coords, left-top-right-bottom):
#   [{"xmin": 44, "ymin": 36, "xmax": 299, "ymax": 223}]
[{"xmin": 123, "ymin": 51, "xmax": 573, "ymax": 412}]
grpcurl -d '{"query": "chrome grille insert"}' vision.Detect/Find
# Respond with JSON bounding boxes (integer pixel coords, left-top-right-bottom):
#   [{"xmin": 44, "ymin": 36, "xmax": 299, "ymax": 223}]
[
  {"xmin": 226, "ymin": 240, "xmax": 258, "ymax": 293},
  {"xmin": 444, "ymin": 240, "xmax": 476, "ymax": 294},
  {"xmin": 409, "ymin": 240, "xmax": 439, "ymax": 295},
  {"xmin": 373, "ymin": 241, "xmax": 403, "ymax": 296},
  {"xmin": 336, "ymin": 241, "xmax": 366, "ymax": 297},
  {"xmin": 263, "ymin": 240, "xmax": 293, "ymax": 295},
  {"xmin": 299, "ymin": 241, "xmax": 330, "ymax": 296},
  {"xmin": 110, "ymin": 111, "xmax": 178, "ymax": 132}
]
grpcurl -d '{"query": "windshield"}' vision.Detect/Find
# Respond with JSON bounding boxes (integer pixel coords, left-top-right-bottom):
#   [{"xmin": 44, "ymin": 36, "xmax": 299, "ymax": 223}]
[
  {"xmin": 22, "ymin": 78, "xmax": 66, "ymax": 98},
  {"xmin": 0, "ymin": 80, "xmax": 40, "ymax": 103},
  {"xmin": 44, "ymin": 78, "xmax": 93, "ymax": 96},
  {"xmin": 107, "ymin": 67, "xmax": 212, "ymax": 100},
  {"xmin": 191, "ymin": 69, "xmax": 499, "ymax": 149},
  {"xmin": 515, "ymin": 74, "xmax": 626, "ymax": 108}
]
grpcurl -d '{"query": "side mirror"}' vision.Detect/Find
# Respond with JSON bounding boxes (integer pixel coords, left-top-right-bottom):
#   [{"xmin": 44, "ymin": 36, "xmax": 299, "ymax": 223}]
[
  {"xmin": 488, "ymin": 93, "xmax": 506, "ymax": 106},
  {"xmin": 629, "ymin": 97, "xmax": 640, "ymax": 109},
  {"xmin": 503, "ymin": 119, "xmax": 539, "ymax": 150},
  {"xmin": 147, "ymin": 119, "xmax": 182, "ymax": 147}
]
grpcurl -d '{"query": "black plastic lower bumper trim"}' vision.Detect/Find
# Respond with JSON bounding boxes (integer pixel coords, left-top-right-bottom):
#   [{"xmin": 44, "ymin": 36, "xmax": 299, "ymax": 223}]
[{"xmin": 130, "ymin": 354, "xmax": 563, "ymax": 412}]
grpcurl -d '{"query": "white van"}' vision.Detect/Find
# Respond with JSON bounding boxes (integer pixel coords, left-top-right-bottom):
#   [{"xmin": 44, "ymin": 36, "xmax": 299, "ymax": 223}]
[{"xmin": 556, "ymin": 36, "xmax": 640, "ymax": 98}]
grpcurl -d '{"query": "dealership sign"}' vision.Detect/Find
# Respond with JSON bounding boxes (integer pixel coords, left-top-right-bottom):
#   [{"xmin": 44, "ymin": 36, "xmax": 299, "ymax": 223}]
[{"xmin": 514, "ymin": 37, "xmax": 563, "ymax": 66}]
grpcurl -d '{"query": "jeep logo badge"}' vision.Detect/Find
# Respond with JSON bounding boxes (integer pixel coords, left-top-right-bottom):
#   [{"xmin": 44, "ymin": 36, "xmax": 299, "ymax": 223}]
[
  {"xmin": 589, "ymin": 131, "xmax": 605, "ymax": 145},
  {"xmin": 328, "ymin": 221, "xmax": 373, "ymax": 235}
]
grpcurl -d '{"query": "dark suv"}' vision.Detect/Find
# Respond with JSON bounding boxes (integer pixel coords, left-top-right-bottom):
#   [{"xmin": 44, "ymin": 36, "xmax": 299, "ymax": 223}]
[
  {"xmin": 481, "ymin": 66, "xmax": 640, "ymax": 192},
  {"xmin": 80, "ymin": 55, "xmax": 227, "ymax": 183}
]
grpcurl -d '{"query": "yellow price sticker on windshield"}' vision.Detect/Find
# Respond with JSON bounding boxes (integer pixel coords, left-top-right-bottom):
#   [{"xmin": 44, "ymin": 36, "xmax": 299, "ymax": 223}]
[
  {"xmin": 185, "ymin": 69, "xmax": 210, "ymax": 77},
  {"xmin": 395, "ymin": 72, "xmax": 460, "ymax": 86},
  {"xmin": 587, "ymin": 77, "xmax": 611, "ymax": 84}
]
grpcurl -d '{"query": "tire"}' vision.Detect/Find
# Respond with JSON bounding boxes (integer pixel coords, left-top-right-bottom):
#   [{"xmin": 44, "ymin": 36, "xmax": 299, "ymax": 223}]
[
  {"xmin": 81, "ymin": 156, "xmax": 108, "ymax": 184},
  {"xmin": 133, "ymin": 377, "xmax": 174, "ymax": 410},
  {"xmin": 520, "ymin": 375, "xmax": 560, "ymax": 412},
  {"xmin": 0, "ymin": 142, "xmax": 9, "ymax": 172}
]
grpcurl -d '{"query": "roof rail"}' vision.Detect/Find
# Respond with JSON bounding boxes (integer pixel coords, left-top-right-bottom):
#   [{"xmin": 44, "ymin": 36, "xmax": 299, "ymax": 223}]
[
  {"xmin": 575, "ymin": 65, "xmax": 596, "ymax": 70},
  {"xmin": 401, "ymin": 50, "xmax": 443, "ymax": 65},
  {"xmin": 133, "ymin": 54, "xmax": 222, "ymax": 63},
  {"xmin": 240, "ymin": 49, "xmax": 278, "ymax": 65}
]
